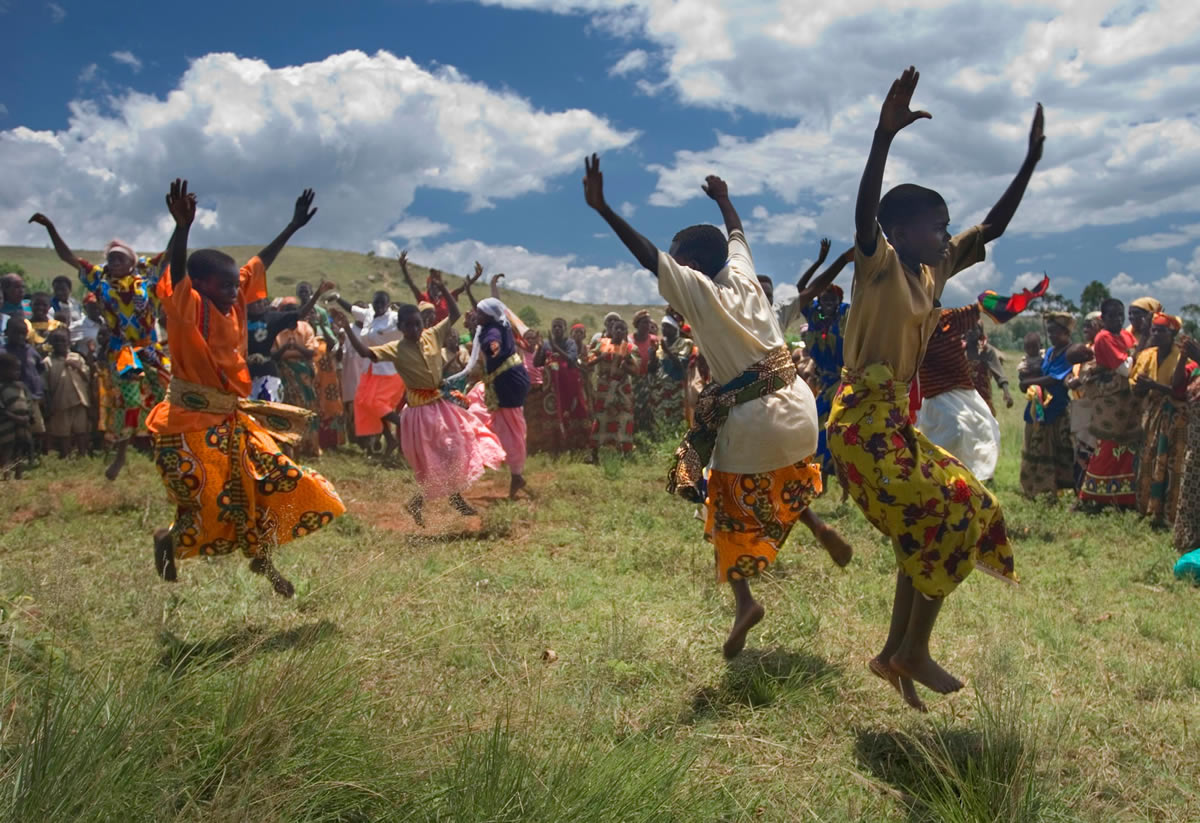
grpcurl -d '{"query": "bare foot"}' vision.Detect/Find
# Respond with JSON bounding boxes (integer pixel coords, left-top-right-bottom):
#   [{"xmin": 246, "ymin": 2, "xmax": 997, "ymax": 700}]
[
  {"xmin": 249, "ymin": 555, "xmax": 295, "ymax": 598},
  {"xmin": 723, "ymin": 601, "xmax": 765, "ymax": 660},
  {"xmin": 814, "ymin": 524, "xmax": 853, "ymax": 567},
  {"xmin": 509, "ymin": 475, "xmax": 536, "ymax": 501},
  {"xmin": 153, "ymin": 528, "xmax": 177, "ymax": 582},
  {"xmin": 104, "ymin": 450, "xmax": 126, "ymax": 481},
  {"xmin": 868, "ymin": 657, "xmax": 926, "ymax": 712},
  {"xmin": 406, "ymin": 496, "xmax": 426, "ymax": 527},
  {"xmin": 890, "ymin": 652, "xmax": 964, "ymax": 695}
]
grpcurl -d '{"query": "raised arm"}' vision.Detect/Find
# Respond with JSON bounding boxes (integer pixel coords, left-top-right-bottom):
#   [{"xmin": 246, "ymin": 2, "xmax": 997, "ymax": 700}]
[
  {"xmin": 450, "ymin": 264, "xmax": 483, "ymax": 298},
  {"xmin": 437, "ymin": 279, "xmax": 461, "ymax": 326},
  {"xmin": 27, "ymin": 214, "xmax": 82, "ymax": 269},
  {"xmin": 330, "ymin": 310, "xmax": 379, "ymax": 362},
  {"xmin": 256, "ymin": 189, "xmax": 318, "ymax": 272},
  {"xmin": 165, "ymin": 179, "xmax": 197, "ymax": 287},
  {"xmin": 490, "ymin": 273, "xmax": 505, "ymax": 301},
  {"xmin": 796, "ymin": 238, "xmax": 832, "ymax": 292},
  {"xmin": 297, "ymin": 279, "xmax": 334, "ymax": 320},
  {"xmin": 397, "ymin": 251, "xmax": 424, "ymax": 302},
  {"xmin": 796, "ymin": 248, "xmax": 854, "ymax": 305},
  {"xmin": 855, "ymin": 67, "xmax": 932, "ymax": 256},
  {"xmin": 701, "ymin": 175, "xmax": 742, "ymax": 236},
  {"xmin": 464, "ymin": 262, "xmax": 483, "ymax": 308},
  {"xmin": 981, "ymin": 105, "xmax": 1044, "ymax": 243},
  {"xmin": 582, "ymin": 153, "xmax": 659, "ymax": 274}
]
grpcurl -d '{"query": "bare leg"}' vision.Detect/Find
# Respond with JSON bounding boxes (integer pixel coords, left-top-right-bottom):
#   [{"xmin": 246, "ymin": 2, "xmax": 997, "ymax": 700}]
[
  {"xmin": 799, "ymin": 507, "xmax": 852, "ymax": 567},
  {"xmin": 723, "ymin": 577, "xmax": 765, "ymax": 660},
  {"xmin": 381, "ymin": 412, "xmax": 403, "ymax": 461},
  {"xmin": 450, "ymin": 492, "xmax": 477, "ymax": 517},
  {"xmin": 509, "ymin": 474, "xmax": 534, "ymax": 500},
  {"xmin": 105, "ymin": 438, "xmax": 129, "ymax": 480},
  {"xmin": 249, "ymin": 551, "xmax": 295, "ymax": 598},
  {"xmin": 868, "ymin": 572, "xmax": 925, "ymax": 711},
  {"xmin": 153, "ymin": 527, "xmax": 177, "ymax": 582},
  {"xmin": 890, "ymin": 586, "xmax": 964, "ymax": 695}
]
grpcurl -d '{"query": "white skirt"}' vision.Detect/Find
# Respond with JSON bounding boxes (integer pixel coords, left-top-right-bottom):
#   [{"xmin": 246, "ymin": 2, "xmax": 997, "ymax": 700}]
[{"xmin": 916, "ymin": 388, "xmax": 1001, "ymax": 481}]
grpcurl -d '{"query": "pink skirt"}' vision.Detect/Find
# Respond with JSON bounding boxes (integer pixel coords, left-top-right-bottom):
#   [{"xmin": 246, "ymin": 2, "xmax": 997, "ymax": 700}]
[
  {"xmin": 465, "ymin": 384, "xmax": 527, "ymax": 475},
  {"xmin": 354, "ymin": 369, "xmax": 407, "ymax": 437},
  {"xmin": 399, "ymin": 398, "xmax": 505, "ymax": 498}
]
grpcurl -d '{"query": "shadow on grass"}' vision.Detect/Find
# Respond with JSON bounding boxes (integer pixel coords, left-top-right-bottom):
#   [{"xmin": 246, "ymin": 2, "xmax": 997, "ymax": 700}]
[
  {"xmin": 158, "ymin": 619, "xmax": 338, "ymax": 673},
  {"xmin": 854, "ymin": 727, "xmax": 984, "ymax": 821},
  {"xmin": 681, "ymin": 646, "xmax": 842, "ymax": 722}
]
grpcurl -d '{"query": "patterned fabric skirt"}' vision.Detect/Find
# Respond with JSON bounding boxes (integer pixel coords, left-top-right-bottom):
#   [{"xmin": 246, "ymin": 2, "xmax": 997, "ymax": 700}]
[
  {"xmin": 399, "ymin": 398, "xmax": 505, "ymax": 498},
  {"xmin": 279, "ymin": 358, "xmax": 321, "ymax": 455},
  {"xmin": 354, "ymin": 369, "xmax": 406, "ymax": 438},
  {"xmin": 523, "ymin": 382, "xmax": 560, "ymax": 455},
  {"xmin": 632, "ymin": 373, "xmax": 657, "ymax": 439},
  {"xmin": 827, "ymin": 363, "xmax": 1015, "ymax": 598},
  {"xmin": 591, "ymin": 374, "xmax": 634, "ymax": 453},
  {"xmin": 652, "ymin": 374, "xmax": 687, "ymax": 435},
  {"xmin": 153, "ymin": 412, "xmax": 345, "ymax": 560},
  {"xmin": 110, "ymin": 362, "xmax": 169, "ymax": 440},
  {"xmin": 1138, "ymin": 397, "xmax": 1187, "ymax": 525},
  {"xmin": 1173, "ymin": 408, "xmax": 1200, "ymax": 552},
  {"xmin": 314, "ymin": 342, "xmax": 345, "ymax": 449},
  {"xmin": 1020, "ymin": 415, "xmax": 1075, "ymax": 499},
  {"xmin": 1080, "ymin": 439, "xmax": 1137, "ymax": 506},
  {"xmin": 704, "ymin": 460, "xmax": 821, "ymax": 583}
]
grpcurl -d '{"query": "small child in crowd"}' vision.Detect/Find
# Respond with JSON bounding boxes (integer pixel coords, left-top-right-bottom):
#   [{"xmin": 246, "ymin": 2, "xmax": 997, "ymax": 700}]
[{"xmin": 42, "ymin": 327, "xmax": 92, "ymax": 458}]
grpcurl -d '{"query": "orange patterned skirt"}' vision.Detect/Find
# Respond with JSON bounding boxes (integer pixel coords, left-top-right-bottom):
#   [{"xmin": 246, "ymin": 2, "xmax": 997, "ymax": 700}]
[
  {"xmin": 154, "ymin": 410, "xmax": 345, "ymax": 560},
  {"xmin": 704, "ymin": 459, "xmax": 822, "ymax": 582}
]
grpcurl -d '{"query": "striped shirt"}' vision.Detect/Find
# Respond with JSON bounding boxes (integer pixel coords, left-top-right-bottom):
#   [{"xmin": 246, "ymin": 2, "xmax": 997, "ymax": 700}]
[{"xmin": 918, "ymin": 304, "xmax": 981, "ymax": 400}]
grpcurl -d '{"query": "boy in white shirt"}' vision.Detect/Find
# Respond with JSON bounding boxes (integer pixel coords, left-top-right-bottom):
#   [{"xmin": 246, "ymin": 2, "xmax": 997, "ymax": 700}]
[{"xmin": 583, "ymin": 154, "xmax": 850, "ymax": 658}]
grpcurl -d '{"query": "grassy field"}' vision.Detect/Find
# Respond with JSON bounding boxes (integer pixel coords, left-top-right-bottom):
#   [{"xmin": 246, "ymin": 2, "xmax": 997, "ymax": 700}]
[
  {"xmin": 2, "ymin": 360, "xmax": 1199, "ymax": 822},
  {"xmin": 0, "ymin": 244, "xmax": 659, "ymax": 334}
]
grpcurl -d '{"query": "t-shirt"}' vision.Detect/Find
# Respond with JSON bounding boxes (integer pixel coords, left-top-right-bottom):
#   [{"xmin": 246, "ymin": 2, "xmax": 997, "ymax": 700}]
[
  {"xmin": 43, "ymin": 352, "xmax": 90, "ymax": 412},
  {"xmin": 340, "ymin": 322, "xmax": 370, "ymax": 399},
  {"xmin": 845, "ymin": 223, "xmax": 987, "ymax": 385},
  {"xmin": 1092, "ymin": 328, "xmax": 1134, "ymax": 371},
  {"xmin": 656, "ymin": 228, "xmax": 818, "ymax": 474},
  {"xmin": 371, "ymin": 317, "xmax": 451, "ymax": 390},
  {"xmin": 351, "ymin": 306, "xmax": 401, "ymax": 377},
  {"xmin": 146, "ymin": 257, "xmax": 267, "ymax": 435},
  {"xmin": 918, "ymin": 304, "xmax": 980, "ymax": 400},
  {"xmin": 246, "ymin": 310, "xmax": 298, "ymax": 378}
]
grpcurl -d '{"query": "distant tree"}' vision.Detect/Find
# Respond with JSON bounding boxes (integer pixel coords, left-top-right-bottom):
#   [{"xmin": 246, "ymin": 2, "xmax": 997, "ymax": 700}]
[
  {"xmin": 0, "ymin": 261, "xmax": 27, "ymax": 277},
  {"xmin": 366, "ymin": 250, "xmax": 376, "ymax": 258},
  {"xmin": 517, "ymin": 305, "xmax": 541, "ymax": 328},
  {"xmin": 1182, "ymin": 303, "xmax": 1200, "ymax": 337},
  {"xmin": 1079, "ymin": 280, "xmax": 1111, "ymax": 315}
]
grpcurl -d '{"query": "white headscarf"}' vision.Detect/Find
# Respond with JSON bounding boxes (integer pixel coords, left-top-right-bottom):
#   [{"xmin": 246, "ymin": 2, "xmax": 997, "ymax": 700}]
[
  {"xmin": 446, "ymin": 297, "xmax": 510, "ymax": 385},
  {"xmin": 661, "ymin": 314, "xmax": 679, "ymax": 329}
]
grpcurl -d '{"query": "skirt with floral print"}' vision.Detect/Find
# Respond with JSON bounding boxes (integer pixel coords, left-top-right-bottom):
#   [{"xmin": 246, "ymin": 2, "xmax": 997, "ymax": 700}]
[
  {"xmin": 704, "ymin": 459, "xmax": 822, "ymax": 583},
  {"xmin": 827, "ymin": 364, "xmax": 1016, "ymax": 597}
]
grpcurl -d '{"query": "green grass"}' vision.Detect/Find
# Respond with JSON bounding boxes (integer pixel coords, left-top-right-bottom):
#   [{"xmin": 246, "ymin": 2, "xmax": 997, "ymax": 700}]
[
  {"xmin": 2, "ymin": 361, "xmax": 1199, "ymax": 821},
  {"xmin": 1, "ymin": 244, "xmax": 658, "ymax": 333}
]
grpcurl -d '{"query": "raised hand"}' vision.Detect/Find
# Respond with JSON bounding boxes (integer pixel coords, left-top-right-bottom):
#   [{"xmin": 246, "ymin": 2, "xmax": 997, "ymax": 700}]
[
  {"xmin": 491, "ymin": 273, "xmax": 505, "ymax": 288},
  {"xmin": 583, "ymin": 153, "xmax": 607, "ymax": 212},
  {"xmin": 1027, "ymin": 103, "xmax": 1045, "ymax": 165},
  {"xmin": 28, "ymin": 213, "xmax": 54, "ymax": 228},
  {"xmin": 316, "ymin": 279, "xmax": 335, "ymax": 296},
  {"xmin": 878, "ymin": 66, "xmax": 931, "ymax": 136},
  {"xmin": 818, "ymin": 237, "xmax": 831, "ymax": 262},
  {"xmin": 398, "ymin": 250, "xmax": 408, "ymax": 269},
  {"xmin": 470, "ymin": 261, "xmax": 484, "ymax": 284},
  {"xmin": 701, "ymin": 175, "xmax": 728, "ymax": 201},
  {"xmin": 328, "ymin": 308, "xmax": 348, "ymax": 330},
  {"xmin": 165, "ymin": 179, "xmax": 197, "ymax": 227},
  {"xmin": 290, "ymin": 188, "xmax": 318, "ymax": 229}
]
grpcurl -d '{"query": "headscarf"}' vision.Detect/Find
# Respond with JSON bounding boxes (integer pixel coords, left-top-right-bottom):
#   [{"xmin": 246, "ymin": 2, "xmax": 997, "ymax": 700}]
[
  {"xmin": 417, "ymin": 301, "xmax": 436, "ymax": 314},
  {"xmin": 1044, "ymin": 311, "xmax": 1076, "ymax": 333},
  {"xmin": 1085, "ymin": 311, "xmax": 1102, "ymax": 323},
  {"xmin": 104, "ymin": 240, "xmax": 136, "ymax": 264},
  {"xmin": 570, "ymin": 323, "xmax": 585, "ymax": 334},
  {"xmin": 1131, "ymin": 297, "xmax": 1163, "ymax": 314},
  {"xmin": 446, "ymin": 297, "xmax": 510, "ymax": 385},
  {"xmin": 632, "ymin": 309, "xmax": 651, "ymax": 326},
  {"xmin": 603, "ymin": 311, "xmax": 620, "ymax": 325},
  {"xmin": 1152, "ymin": 312, "xmax": 1182, "ymax": 331},
  {"xmin": 660, "ymin": 314, "xmax": 679, "ymax": 329}
]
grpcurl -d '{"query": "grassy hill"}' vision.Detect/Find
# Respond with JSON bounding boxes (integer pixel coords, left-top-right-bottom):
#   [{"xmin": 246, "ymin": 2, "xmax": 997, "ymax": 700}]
[{"xmin": 0, "ymin": 245, "xmax": 661, "ymax": 333}]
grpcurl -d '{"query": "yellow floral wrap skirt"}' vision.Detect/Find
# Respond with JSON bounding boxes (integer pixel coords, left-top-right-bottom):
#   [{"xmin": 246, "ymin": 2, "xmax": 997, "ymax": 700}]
[
  {"xmin": 704, "ymin": 460, "xmax": 822, "ymax": 583},
  {"xmin": 153, "ymin": 405, "xmax": 346, "ymax": 560},
  {"xmin": 827, "ymin": 364, "xmax": 1016, "ymax": 597}
]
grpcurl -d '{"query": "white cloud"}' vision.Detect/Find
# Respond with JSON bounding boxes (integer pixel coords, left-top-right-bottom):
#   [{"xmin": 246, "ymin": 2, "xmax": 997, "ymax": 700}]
[
  {"xmin": 1118, "ymin": 223, "xmax": 1200, "ymax": 252},
  {"xmin": 0, "ymin": 49, "xmax": 635, "ymax": 259},
  {"xmin": 111, "ymin": 51, "xmax": 143, "ymax": 73},
  {"xmin": 747, "ymin": 205, "xmax": 819, "ymax": 246},
  {"xmin": 618, "ymin": 200, "xmax": 636, "ymax": 218},
  {"xmin": 1107, "ymin": 246, "xmax": 1200, "ymax": 313},
  {"xmin": 479, "ymin": 0, "xmax": 1200, "ymax": 242},
  {"xmin": 386, "ymin": 216, "xmax": 451, "ymax": 241},
  {"xmin": 609, "ymin": 49, "xmax": 649, "ymax": 77},
  {"xmin": 47, "ymin": 2, "xmax": 64, "ymax": 23},
  {"xmin": 77, "ymin": 63, "xmax": 98, "ymax": 84}
]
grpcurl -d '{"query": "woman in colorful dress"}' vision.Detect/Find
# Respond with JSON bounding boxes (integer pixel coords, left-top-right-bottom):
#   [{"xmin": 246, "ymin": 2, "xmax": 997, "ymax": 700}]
[
  {"xmin": 1173, "ymin": 336, "xmax": 1200, "ymax": 553},
  {"xmin": 1131, "ymin": 313, "xmax": 1194, "ymax": 528},
  {"xmin": 273, "ymin": 297, "xmax": 323, "ymax": 456},
  {"xmin": 297, "ymin": 281, "xmax": 345, "ymax": 451},
  {"xmin": 29, "ymin": 214, "xmax": 170, "ymax": 480},
  {"xmin": 588, "ymin": 317, "xmax": 639, "ymax": 460},
  {"xmin": 1018, "ymin": 314, "xmax": 1077, "ymax": 500},
  {"xmin": 519, "ymin": 327, "xmax": 561, "ymax": 454},
  {"xmin": 630, "ymin": 309, "xmax": 659, "ymax": 439},
  {"xmin": 535, "ymin": 317, "xmax": 592, "ymax": 452},
  {"xmin": 652, "ymin": 314, "xmax": 694, "ymax": 433},
  {"xmin": 801, "ymin": 282, "xmax": 850, "ymax": 481},
  {"xmin": 1079, "ymin": 298, "xmax": 1140, "ymax": 508}
]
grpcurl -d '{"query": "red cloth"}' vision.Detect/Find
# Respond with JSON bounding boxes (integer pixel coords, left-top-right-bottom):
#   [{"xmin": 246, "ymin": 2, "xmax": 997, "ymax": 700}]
[{"xmin": 1092, "ymin": 329, "xmax": 1132, "ymax": 371}]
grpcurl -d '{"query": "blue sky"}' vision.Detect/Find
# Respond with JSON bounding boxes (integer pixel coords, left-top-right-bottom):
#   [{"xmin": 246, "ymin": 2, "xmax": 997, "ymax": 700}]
[{"xmin": 3, "ymin": 0, "xmax": 1199, "ymax": 311}]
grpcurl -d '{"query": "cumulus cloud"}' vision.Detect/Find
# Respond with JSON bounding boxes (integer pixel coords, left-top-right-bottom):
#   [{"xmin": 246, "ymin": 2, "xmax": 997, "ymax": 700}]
[
  {"xmin": 618, "ymin": 200, "xmax": 636, "ymax": 217},
  {"xmin": 609, "ymin": 49, "xmax": 649, "ymax": 77},
  {"xmin": 1, "ymin": 49, "xmax": 636, "ymax": 270},
  {"xmin": 386, "ymin": 216, "xmax": 451, "ymax": 242},
  {"xmin": 111, "ymin": 51, "xmax": 143, "ymax": 73},
  {"xmin": 1118, "ymin": 223, "xmax": 1200, "ymax": 252},
  {"xmin": 1107, "ymin": 246, "xmax": 1200, "ymax": 312},
  {"xmin": 47, "ymin": 2, "xmax": 65, "ymax": 23}
]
